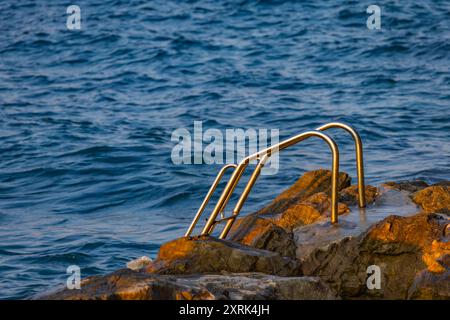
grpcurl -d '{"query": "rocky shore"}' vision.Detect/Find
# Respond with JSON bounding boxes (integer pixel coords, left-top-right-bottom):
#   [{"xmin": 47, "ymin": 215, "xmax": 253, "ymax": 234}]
[{"xmin": 38, "ymin": 170, "xmax": 450, "ymax": 300}]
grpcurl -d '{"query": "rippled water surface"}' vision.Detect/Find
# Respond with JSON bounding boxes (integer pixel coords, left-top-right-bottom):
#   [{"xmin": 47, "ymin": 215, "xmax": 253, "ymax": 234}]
[{"xmin": 0, "ymin": 0, "xmax": 449, "ymax": 299}]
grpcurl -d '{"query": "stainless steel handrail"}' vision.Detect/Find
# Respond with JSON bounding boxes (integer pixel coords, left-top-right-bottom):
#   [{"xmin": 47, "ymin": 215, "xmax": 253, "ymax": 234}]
[
  {"xmin": 184, "ymin": 164, "xmax": 237, "ymax": 237},
  {"xmin": 185, "ymin": 122, "xmax": 366, "ymax": 240},
  {"xmin": 214, "ymin": 130, "xmax": 339, "ymax": 239},
  {"xmin": 316, "ymin": 122, "xmax": 366, "ymax": 207}
]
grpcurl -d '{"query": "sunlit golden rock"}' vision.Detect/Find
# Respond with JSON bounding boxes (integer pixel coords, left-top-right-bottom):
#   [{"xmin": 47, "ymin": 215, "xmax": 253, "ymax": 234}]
[
  {"xmin": 412, "ymin": 186, "xmax": 450, "ymax": 214},
  {"xmin": 145, "ymin": 236, "xmax": 300, "ymax": 276},
  {"xmin": 274, "ymin": 192, "xmax": 349, "ymax": 230},
  {"xmin": 227, "ymin": 192, "xmax": 349, "ymax": 255},
  {"xmin": 257, "ymin": 169, "xmax": 351, "ymax": 215}
]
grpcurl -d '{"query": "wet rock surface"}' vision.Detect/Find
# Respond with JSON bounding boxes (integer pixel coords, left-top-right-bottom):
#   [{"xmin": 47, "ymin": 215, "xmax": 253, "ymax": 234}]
[
  {"xmin": 37, "ymin": 170, "xmax": 450, "ymax": 300},
  {"xmin": 339, "ymin": 185, "xmax": 379, "ymax": 206},
  {"xmin": 382, "ymin": 180, "xmax": 429, "ymax": 193},
  {"xmin": 299, "ymin": 213, "xmax": 450, "ymax": 299},
  {"xmin": 227, "ymin": 191, "xmax": 352, "ymax": 257},
  {"xmin": 227, "ymin": 170, "xmax": 379, "ymax": 255}
]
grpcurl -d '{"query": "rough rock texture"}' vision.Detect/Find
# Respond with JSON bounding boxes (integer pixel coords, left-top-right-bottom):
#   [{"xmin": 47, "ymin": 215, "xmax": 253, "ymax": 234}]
[
  {"xmin": 227, "ymin": 215, "xmax": 297, "ymax": 258},
  {"xmin": 300, "ymin": 213, "xmax": 450, "ymax": 299},
  {"xmin": 274, "ymin": 192, "xmax": 349, "ymax": 229},
  {"xmin": 257, "ymin": 169, "xmax": 351, "ymax": 215},
  {"xmin": 382, "ymin": 180, "xmax": 429, "ymax": 193},
  {"xmin": 227, "ymin": 192, "xmax": 349, "ymax": 256},
  {"xmin": 407, "ymin": 255, "xmax": 450, "ymax": 300},
  {"xmin": 145, "ymin": 236, "xmax": 300, "ymax": 276},
  {"xmin": 38, "ymin": 270, "xmax": 338, "ymax": 300},
  {"xmin": 339, "ymin": 185, "xmax": 379, "ymax": 206},
  {"xmin": 412, "ymin": 186, "xmax": 450, "ymax": 214},
  {"xmin": 127, "ymin": 256, "xmax": 153, "ymax": 271}
]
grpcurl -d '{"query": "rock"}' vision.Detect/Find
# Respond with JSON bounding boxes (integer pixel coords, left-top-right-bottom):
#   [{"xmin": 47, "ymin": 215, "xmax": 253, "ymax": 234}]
[
  {"xmin": 300, "ymin": 213, "xmax": 450, "ymax": 299},
  {"xmin": 146, "ymin": 236, "xmax": 300, "ymax": 276},
  {"xmin": 412, "ymin": 186, "xmax": 450, "ymax": 214},
  {"xmin": 382, "ymin": 180, "xmax": 429, "ymax": 193},
  {"xmin": 432, "ymin": 181, "xmax": 450, "ymax": 187},
  {"xmin": 127, "ymin": 256, "xmax": 153, "ymax": 271},
  {"xmin": 257, "ymin": 169, "xmax": 351, "ymax": 215},
  {"xmin": 339, "ymin": 185, "xmax": 379, "ymax": 206},
  {"xmin": 227, "ymin": 215, "xmax": 297, "ymax": 258},
  {"xmin": 37, "ymin": 270, "xmax": 338, "ymax": 300},
  {"xmin": 407, "ymin": 254, "xmax": 450, "ymax": 300},
  {"xmin": 274, "ymin": 192, "xmax": 350, "ymax": 230},
  {"xmin": 227, "ymin": 192, "xmax": 349, "ymax": 256}
]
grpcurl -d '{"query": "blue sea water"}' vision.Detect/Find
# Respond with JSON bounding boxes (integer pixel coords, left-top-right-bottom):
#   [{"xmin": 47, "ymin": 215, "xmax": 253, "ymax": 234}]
[{"xmin": 0, "ymin": 0, "xmax": 449, "ymax": 299}]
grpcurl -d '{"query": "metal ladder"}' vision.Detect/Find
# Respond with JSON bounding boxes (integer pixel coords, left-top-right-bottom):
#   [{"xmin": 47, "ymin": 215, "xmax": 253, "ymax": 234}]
[{"xmin": 185, "ymin": 122, "xmax": 366, "ymax": 240}]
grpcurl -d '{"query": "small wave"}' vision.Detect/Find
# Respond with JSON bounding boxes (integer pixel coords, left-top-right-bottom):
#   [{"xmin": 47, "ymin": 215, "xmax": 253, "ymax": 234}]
[
  {"xmin": 58, "ymin": 146, "xmax": 115, "ymax": 158},
  {"xmin": 360, "ymin": 76, "xmax": 397, "ymax": 87},
  {"xmin": 360, "ymin": 44, "xmax": 410, "ymax": 57},
  {"xmin": 86, "ymin": 34, "xmax": 121, "ymax": 45},
  {"xmin": 22, "ymin": 252, "xmax": 92, "ymax": 264}
]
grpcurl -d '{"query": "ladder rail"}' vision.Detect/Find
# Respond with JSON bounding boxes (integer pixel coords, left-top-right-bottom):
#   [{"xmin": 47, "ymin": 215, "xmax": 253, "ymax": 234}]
[
  {"xmin": 186, "ymin": 122, "xmax": 366, "ymax": 240},
  {"xmin": 202, "ymin": 130, "xmax": 340, "ymax": 238},
  {"xmin": 185, "ymin": 163, "xmax": 237, "ymax": 237},
  {"xmin": 316, "ymin": 122, "xmax": 366, "ymax": 207},
  {"xmin": 201, "ymin": 162, "xmax": 247, "ymax": 235},
  {"xmin": 219, "ymin": 153, "xmax": 270, "ymax": 239}
]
